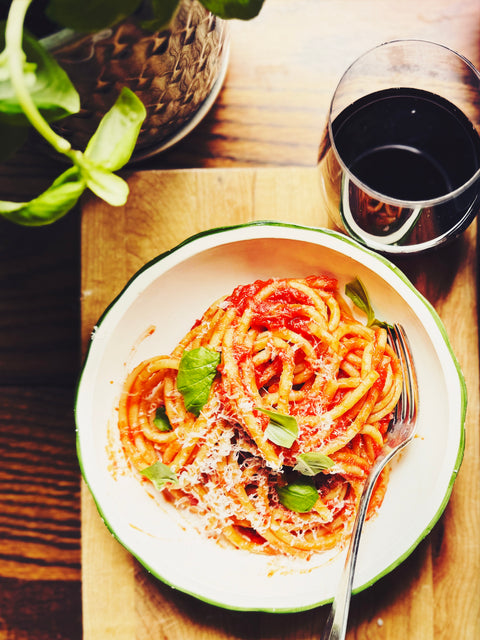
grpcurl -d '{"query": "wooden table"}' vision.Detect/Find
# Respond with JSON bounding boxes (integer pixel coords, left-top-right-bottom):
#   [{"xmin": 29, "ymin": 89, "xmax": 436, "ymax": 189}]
[{"xmin": 0, "ymin": 1, "xmax": 479, "ymax": 638}]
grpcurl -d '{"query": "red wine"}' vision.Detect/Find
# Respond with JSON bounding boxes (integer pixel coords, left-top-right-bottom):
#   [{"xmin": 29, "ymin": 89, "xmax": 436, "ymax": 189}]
[
  {"xmin": 318, "ymin": 87, "xmax": 480, "ymax": 250},
  {"xmin": 332, "ymin": 87, "xmax": 480, "ymax": 201}
]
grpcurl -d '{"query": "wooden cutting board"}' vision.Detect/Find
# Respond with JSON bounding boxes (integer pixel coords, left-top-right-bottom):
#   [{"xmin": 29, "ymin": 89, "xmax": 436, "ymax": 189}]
[{"xmin": 80, "ymin": 167, "xmax": 480, "ymax": 639}]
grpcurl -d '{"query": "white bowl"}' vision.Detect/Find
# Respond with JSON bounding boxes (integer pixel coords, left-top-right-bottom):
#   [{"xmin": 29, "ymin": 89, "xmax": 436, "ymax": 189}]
[{"xmin": 75, "ymin": 222, "xmax": 466, "ymax": 612}]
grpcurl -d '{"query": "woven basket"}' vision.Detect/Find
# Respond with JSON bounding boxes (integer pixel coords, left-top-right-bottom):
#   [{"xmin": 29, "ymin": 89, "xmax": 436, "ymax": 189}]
[{"xmin": 43, "ymin": 0, "xmax": 229, "ymax": 160}]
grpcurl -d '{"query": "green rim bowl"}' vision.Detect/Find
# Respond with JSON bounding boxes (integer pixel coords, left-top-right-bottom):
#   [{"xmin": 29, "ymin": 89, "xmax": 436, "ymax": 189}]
[{"xmin": 75, "ymin": 221, "xmax": 466, "ymax": 612}]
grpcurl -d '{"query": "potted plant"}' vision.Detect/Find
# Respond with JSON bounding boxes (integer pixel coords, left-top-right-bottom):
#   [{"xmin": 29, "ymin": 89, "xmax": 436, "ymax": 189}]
[{"xmin": 0, "ymin": 0, "xmax": 265, "ymax": 226}]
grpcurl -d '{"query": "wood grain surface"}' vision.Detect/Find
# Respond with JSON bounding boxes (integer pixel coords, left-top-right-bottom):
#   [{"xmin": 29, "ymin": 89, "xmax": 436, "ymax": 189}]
[
  {"xmin": 81, "ymin": 168, "xmax": 479, "ymax": 639},
  {"xmin": 0, "ymin": 0, "xmax": 479, "ymax": 638}
]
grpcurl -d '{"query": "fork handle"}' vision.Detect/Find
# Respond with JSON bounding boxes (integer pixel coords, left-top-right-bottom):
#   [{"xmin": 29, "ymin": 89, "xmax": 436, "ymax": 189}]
[{"xmin": 320, "ymin": 466, "xmax": 382, "ymax": 640}]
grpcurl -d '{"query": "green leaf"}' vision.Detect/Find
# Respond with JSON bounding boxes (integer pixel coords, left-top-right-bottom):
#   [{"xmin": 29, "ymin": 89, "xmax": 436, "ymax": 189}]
[
  {"xmin": 257, "ymin": 407, "xmax": 298, "ymax": 448},
  {"xmin": 0, "ymin": 23, "xmax": 80, "ymax": 125},
  {"xmin": 77, "ymin": 87, "xmax": 146, "ymax": 205},
  {"xmin": 85, "ymin": 87, "xmax": 146, "ymax": 172},
  {"xmin": 200, "ymin": 0, "xmax": 266, "ymax": 20},
  {"xmin": 80, "ymin": 161, "xmax": 129, "ymax": 206},
  {"xmin": 294, "ymin": 452, "xmax": 334, "ymax": 476},
  {"xmin": 46, "ymin": 0, "xmax": 143, "ymax": 33},
  {"xmin": 140, "ymin": 460, "xmax": 178, "ymax": 491},
  {"xmin": 177, "ymin": 347, "xmax": 221, "ymax": 416},
  {"xmin": 345, "ymin": 277, "xmax": 375, "ymax": 325},
  {"xmin": 276, "ymin": 477, "xmax": 319, "ymax": 513},
  {"xmin": 153, "ymin": 406, "xmax": 172, "ymax": 432},
  {"xmin": 139, "ymin": 0, "xmax": 181, "ymax": 31},
  {"xmin": 345, "ymin": 277, "xmax": 389, "ymax": 328},
  {"xmin": 0, "ymin": 167, "xmax": 85, "ymax": 226}
]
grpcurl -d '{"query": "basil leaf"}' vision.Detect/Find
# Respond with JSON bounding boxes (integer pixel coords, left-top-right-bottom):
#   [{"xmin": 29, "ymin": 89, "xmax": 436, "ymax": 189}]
[
  {"xmin": 80, "ymin": 161, "xmax": 129, "ymax": 206},
  {"xmin": 84, "ymin": 87, "xmax": 146, "ymax": 172},
  {"xmin": 177, "ymin": 347, "xmax": 221, "ymax": 416},
  {"xmin": 345, "ymin": 277, "xmax": 375, "ymax": 325},
  {"xmin": 0, "ymin": 24, "xmax": 80, "ymax": 124},
  {"xmin": 153, "ymin": 406, "xmax": 172, "ymax": 432},
  {"xmin": 276, "ymin": 478, "xmax": 319, "ymax": 513},
  {"xmin": 294, "ymin": 452, "xmax": 334, "ymax": 476},
  {"xmin": 79, "ymin": 87, "xmax": 146, "ymax": 205},
  {"xmin": 0, "ymin": 167, "xmax": 85, "ymax": 226},
  {"xmin": 200, "ymin": 0, "xmax": 266, "ymax": 20},
  {"xmin": 141, "ymin": 460, "xmax": 178, "ymax": 491},
  {"xmin": 257, "ymin": 407, "xmax": 298, "ymax": 448},
  {"xmin": 345, "ymin": 277, "xmax": 389, "ymax": 328},
  {"xmin": 46, "ymin": 0, "xmax": 143, "ymax": 33},
  {"xmin": 139, "ymin": 0, "xmax": 181, "ymax": 31}
]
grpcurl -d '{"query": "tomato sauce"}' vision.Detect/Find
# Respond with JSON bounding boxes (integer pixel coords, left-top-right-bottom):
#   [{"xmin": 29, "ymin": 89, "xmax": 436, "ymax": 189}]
[{"xmin": 226, "ymin": 275, "xmax": 338, "ymax": 316}]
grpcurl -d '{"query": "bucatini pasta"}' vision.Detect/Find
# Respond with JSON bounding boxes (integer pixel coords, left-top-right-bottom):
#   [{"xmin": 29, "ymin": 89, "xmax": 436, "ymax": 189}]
[{"xmin": 117, "ymin": 275, "xmax": 403, "ymax": 559}]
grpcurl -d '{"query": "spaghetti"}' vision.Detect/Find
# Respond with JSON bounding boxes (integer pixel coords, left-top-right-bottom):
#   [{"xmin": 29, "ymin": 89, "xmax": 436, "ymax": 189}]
[{"xmin": 117, "ymin": 275, "xmax": 403, "ymax": 559}]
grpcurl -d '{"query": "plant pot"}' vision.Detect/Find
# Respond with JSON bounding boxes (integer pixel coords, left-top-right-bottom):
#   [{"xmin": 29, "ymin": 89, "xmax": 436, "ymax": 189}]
[{"xmin": 41, "ymin": 0, "xmax": 230, "ymax": 161}]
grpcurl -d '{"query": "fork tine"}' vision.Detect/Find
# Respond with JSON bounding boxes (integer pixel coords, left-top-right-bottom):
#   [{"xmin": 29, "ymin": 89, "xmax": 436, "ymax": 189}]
[
  {"xmin": 388, "ymin": 326, "xmax": 405, "ymax": 422},
  {"xmin": 397, "ymin": 324, "xmax": 418, "ymax": 424},
  {"xmin": 388, "ymin": 324, "xmax": 418, "ymax": 424},
  {"xmin": 387, "ymin": 325, "xmax": 406, "ymax": 422}
]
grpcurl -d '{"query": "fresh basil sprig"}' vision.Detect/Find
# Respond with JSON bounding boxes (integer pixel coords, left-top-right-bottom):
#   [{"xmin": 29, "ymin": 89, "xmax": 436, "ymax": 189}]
[
  {"xmin": 177, "ymin": 347, "xmax": 221, "ymax": 416},
  {"xmin": 153, "ymin": 405, "xmax": 172, "ymax": 432},
  {"xmin": 0, "ymin": 1, "xmax": 146, "ymax": 226},
  {"xmin": 294, "ymin": 452, "xmax": 334, "ymax": 476},
  {"xmin": 141, "ymin": 460, "xmax": 178, "ymax": 491},
  {"xmin": 0, "ymin": 85, "xmax": 145, "ymax": 225},
  {"xmin": 257, "ymin": 407, "xmax": 299, "ymax": 448},
  {"xmin": 345, "ymin": 277, "xmax": 390, "ymax": 329},
  {"xmin": 276, "ymin": 477, "xmax": 319, "ymax": 513}
]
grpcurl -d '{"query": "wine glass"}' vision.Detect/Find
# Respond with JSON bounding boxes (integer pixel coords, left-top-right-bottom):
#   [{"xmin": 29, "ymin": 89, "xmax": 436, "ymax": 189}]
[{"xmin": 317, "ymin": 40, "xmax": 480, "ymax": 254}]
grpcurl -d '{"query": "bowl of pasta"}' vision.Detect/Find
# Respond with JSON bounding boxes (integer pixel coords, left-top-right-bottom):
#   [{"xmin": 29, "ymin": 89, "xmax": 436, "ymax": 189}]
[{"xmin": 75, "ymin": 221, "xmax": 466, "ymax": 612}]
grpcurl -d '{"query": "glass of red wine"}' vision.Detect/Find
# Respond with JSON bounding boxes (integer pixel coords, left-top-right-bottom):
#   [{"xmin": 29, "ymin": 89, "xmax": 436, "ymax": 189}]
[{"xmin": 317, "ymin": 40, "xmax": 480, "ymax": 254}]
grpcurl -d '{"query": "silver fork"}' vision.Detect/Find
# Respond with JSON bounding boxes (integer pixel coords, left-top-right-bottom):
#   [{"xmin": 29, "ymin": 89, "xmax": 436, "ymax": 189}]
[{"xmin": 321, "ymin": 323, "xmax": 418, "ymax": 640}]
